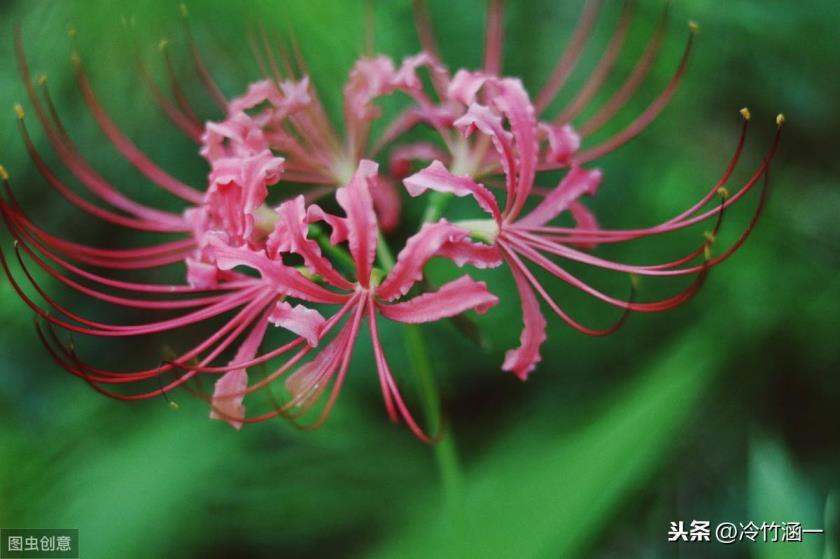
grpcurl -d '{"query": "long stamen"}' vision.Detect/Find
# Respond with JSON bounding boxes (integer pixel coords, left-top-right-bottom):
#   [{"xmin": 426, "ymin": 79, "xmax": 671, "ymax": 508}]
[
  {"xmin": 572, "ymin": 21, "xmax": 697, "ymax": 165},
  {"xmin": 73, "ymin": 55, "xmax": 204, "ymax": 204},
  {"xmin": 554, "ymin": 0, "xmax": 634, "ymax": 124},
  {"xmin": 576, "ymin": 3, "xmax": 670, "ymax": 137},
  {"xmin": 483, "ymin": 0, "xmax": 504, "ymax": 76},
  {"xmin": 535, "ymin": 0, "xmax": 602, "ymax": 114},
  {"xmin": 180, "ymin": 3, "xmax": 228, "ymax": 110},
  {"xmin": 500, "ymin": 242, "xmax": 633, "ymax": 336}
]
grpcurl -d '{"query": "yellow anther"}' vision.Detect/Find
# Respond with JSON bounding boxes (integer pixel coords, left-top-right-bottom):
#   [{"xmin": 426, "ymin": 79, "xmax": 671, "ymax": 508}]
[
  {"xmin": 158, "ymin": 38, "xmax": 170, "ymax": 52},
  {"xmin": 168, "ymin": 401, "xmax": 180, "ymax": 410},
  {"xmin": 70, "ymin": 51, "xmax": 81, "ymax": 66},
  {"xmin": 13, "ymin": 104, "xmax": 25, "ymax": 119},
  {"xmin": 67, "ymin": 25, "xmax": 77, "ymax": 38},
  {"xmin": 180, "ymin": 3, "xmax": 189, "ymax": 18},
  {"xmin": 630, "ymin": 273, "xmax": 641, "ymax": 290},
  {"xmin": 717, "ymin": 186, "xmax": 730, "ymax": 199},
  {"xmin": 703, "ymin": 231, "xmax": 716, "ymax": 244},
  {"xmin": 703, "ymin": 244, "xmax": 712, "ymax": 261},
  {"xmin": 37, "ymin": 74, "xmax": 48, "ymax": 86},
  {"xmin": 0, "ymin": 165, "xmax": 8, "ymax": 181},
  {"xmin": 776, "ymin": 113, "xmax": 785, "ymax": 126},
  {"xmin": 688, "ymin": 20, "xmax": 700, "ymax": 33},
  {"xmin": 739, "ymin": 107, "xmax": 751, "ymax": 121}
]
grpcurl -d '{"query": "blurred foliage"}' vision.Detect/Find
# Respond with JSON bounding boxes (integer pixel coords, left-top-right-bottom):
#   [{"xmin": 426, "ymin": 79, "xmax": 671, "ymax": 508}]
[{"xmin": 0, "ymin": 0, "xmax": 838, "ymax": 558}]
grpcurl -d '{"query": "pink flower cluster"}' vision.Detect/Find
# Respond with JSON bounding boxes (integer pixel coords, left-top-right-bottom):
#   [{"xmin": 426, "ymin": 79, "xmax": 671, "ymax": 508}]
[{"xmin": 0, "ymin": 1, "xmax": 781, "ymax": 439}]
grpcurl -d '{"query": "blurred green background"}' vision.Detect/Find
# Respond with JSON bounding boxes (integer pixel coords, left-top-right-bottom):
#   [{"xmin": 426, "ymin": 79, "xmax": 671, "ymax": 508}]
[{"xmin": 1, "ymin": 1, "xmax": 838, "ymax": 557}]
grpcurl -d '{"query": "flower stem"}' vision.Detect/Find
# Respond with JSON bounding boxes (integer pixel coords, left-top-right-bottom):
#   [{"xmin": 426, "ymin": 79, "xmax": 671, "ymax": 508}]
[
  {"xmin": 377, "ymin": 229, "xmax": 466, "ymax": 539},
  {"xmin": 421, "ymin": 191, "xmax": 454, "ymax": 223},
  {"xmin": 402, "ymin": 323, "xmax": 465, "ymax": 529}
]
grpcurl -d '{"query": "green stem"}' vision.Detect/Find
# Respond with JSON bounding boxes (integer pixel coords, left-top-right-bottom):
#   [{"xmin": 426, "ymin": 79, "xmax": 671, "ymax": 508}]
[
  {"xmin": 377, "ymin": 229, "xmax": 466, "ymax": 538},
  {"xmin": 309, "ymin": 224, "xmax": 356, "ymax": 272},
  {"xmin": 421, "ymin": 191, "xmax": 454, "ymax": 223},
  {"xmin": 403, "ymin": 323, "xmax": 465, "ymax": 529}
]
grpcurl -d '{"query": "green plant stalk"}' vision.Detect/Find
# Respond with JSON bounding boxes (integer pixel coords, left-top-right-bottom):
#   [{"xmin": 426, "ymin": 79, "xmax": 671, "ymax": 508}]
[{"xmin": 376, "ymin": 230, "xmax": 466, "ymax": 536}]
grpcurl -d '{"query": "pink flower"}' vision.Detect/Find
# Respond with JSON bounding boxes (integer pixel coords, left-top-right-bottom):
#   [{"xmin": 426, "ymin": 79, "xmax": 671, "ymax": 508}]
[
  {"xmin": 203, "ymin": 161, "xmax": 497, "ymax": 439},
  {"xmin": 383, "ymin": 1, "xmax": 699, "ymax": 181},
  {"xmin": 404, "ymin": 77, "xmax": 783, "ymax": 379}
]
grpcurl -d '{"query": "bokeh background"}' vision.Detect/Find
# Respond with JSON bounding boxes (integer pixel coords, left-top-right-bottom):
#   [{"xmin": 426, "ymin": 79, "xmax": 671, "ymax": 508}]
[{"xmin": 1, "ymin": 1, "xmax": 838, "ymax": 557}]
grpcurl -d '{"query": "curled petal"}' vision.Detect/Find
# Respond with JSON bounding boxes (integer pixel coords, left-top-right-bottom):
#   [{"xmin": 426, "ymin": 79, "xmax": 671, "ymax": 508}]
[
  {"xmin": 567, "ymin": 200, "xmax": 600, "ymax": 249},
  {"xmin": 186, "ymin": 257, "xmax": 221, "ymax": 288},
  {"xmin": 228, "ymin": 79, "xmax": 284, "ymax": 114},
  {"xmin": 447, "ymin": 69, "xmax": 489, "ymax": 106},
  {"xmin": 501, "ymin": 257, "xmax": 547, "ymax": 380},
  {"xmin": 335, "ymin": 160, "xmax": 379, "ymax": 286},
  {"xmin": 211, "ymin": 316, "xmax": 271, "ymax": 429},
  {"xmin": 377, "ymin": 220, "xmax": 471, "ymax": 301},
  {"xmin": 378, "ymin": 275, "xmax": 498, "ymax": 323},
  {"xmin": 285, "ymin": 322, "xmax": 355, "ymax": 413},
  {"xmin": 211, "ymin": 369, "xmax": 248, "ymax": 430},
  {"xmin": 517, "ymin": 167, "xmax": 602, "ymax": 228},
  {"xmin": 269, "ymin": 300, "xmax": 326, "ymax": 347},
  {"xmin": 228, "ymin": 77, "xmax": 312, "ymax": 117},
  {"xmin": 201, "ymin": 112, "xmax": 269, "ymax": 161},
  {"xmin": 306, "ymin": 204, "xmax": 350, "ymax": 245},
  {"xmin": 541, "ymin": 123, "xmax": 581, "ymax": 165},
  {"xmin": 389, "ymin": 142, "xmax": 448, "ymax": 179},
  {"xmin": 403, "ymin": 160, "xmax": 501, "ymax": 222},
  {"xmin": 371, "ymin": 175, "xmax": 403, "ymax": 233},
  {"xmin": 344, "ymin": 54, "xmax": 438, "ymax": 122},
  {"xmin": 208, "ymin": 234, "xmax": 347, "ymax": 304},
  {"xmin": 270, "ymin": 196, "xmax": 353, "ymax": 289},
  {"xmin": 437, "ymin": 237, "xmax": 503, "ymax": 269}
]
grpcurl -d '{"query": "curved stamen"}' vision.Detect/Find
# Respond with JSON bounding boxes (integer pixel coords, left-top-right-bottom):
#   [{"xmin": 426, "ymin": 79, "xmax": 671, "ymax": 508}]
[
  {"xmin": 554, "ymin": 0, "xmax": 634, "ymax": 124},
  {"xmin": 576, "ymin": 3, "xmax": 670, "ymax": 137},
  {"xmin": 73, "ymin": 57, "xmax": 204, "ymax": 204},
  {"xmin": 535, "ymin": 0, "xmax": 603, "ymax": 114},
  {"xmin": 180, "ymin": 4, "xmax": 228, "ymax": 110},
  {"xmin": 571, "ymin": 22, "xmax": 697, "ymax": 166},
  {"xmin": 500, "ymin": 242, "xmax": 633, "ymax": 336}
]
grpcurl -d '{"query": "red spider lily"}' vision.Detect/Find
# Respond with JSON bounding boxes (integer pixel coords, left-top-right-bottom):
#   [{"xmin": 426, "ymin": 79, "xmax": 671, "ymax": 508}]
[
  {"xmin": 404, "ymin": 76, "xmax": 783, "ymax": 379},
  {"xmin": 201, "ymin": 160, "xmax": 497, "ymax": 439},
  {"xmin": 0, "ymin": 22, "xmax": 486, "ymax": 438},
  {"xmin": 383, "ymin": 0, "xmax": 698, "ymax": 185}
]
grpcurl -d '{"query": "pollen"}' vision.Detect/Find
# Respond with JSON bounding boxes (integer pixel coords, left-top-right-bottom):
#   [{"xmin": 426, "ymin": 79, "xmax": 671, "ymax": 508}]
[
  {"xmin": 688, "ymin": 20, "xmax": 700, "ymax": 33},
  {"xmin": 703, "ymin": 231, "xmax": 716, "ymax": 244},
  {"xmin": 13, "ymin": 103, "xmax": 25, "ymax": 119},
  {"xmin": 0, "ymin": 165, "xmax": 9, "ymax": 181},
  {"xmin": 180, "ymin": 3, "xmax": 189, "ymax": 18},
  {"xmin": 739, "ymin": 107, "xmax": 751, "ymax": 121},
  {"xmin": 158, "ymin": 38, "xmax": 170, "ymax": 52},
  {"xmin": 67, "ymin": 25, "xmax": 77, "ymax": 38},
  {"xmin": 776, "ymin": 113, "xmax": 786, "ymax": 126},
  {"xmin": 717, "ymin": 186, "xmax": 730, "ymax": 199},
  {"xmin": 37, "ymin": 74, "xmax": 48, "ymax": 87}
]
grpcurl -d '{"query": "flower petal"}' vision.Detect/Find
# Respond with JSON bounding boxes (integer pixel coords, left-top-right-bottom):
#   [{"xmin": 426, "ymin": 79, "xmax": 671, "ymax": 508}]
[
  {"xmin": 378, "ymin": 275, "xmax": 498, "ymax": 323},
  {"xmin": 516, "ymin": 167, "xmax": 602, "ymax": 228},
  {"xmin": 268, "ymin": 300, "xmax": 326, "ymax": 347},
  {"xmin": 370, "ymin": 175, "xmax": 402, "ymax": 233},
  {"xmin": 403, "ymin": 160, "xmax": 501, "ymax": 221},
  {"xmin": 376, "ymin": 220, "xmax": 471, "ymax": 301},
  {"xmin": 208, "ymin": 234, "xmax": 347, "ymax": 304},
  {"xmin": 335, "ymin": 160, "xmax": 379, "ymax": 286},
  {"xmin": 269, "ymin": 196, "xmax": 354, "ymax": 289},
  {"xmin": 502, "ymin": 259, "xmax": 547, "ymax": 380},
  {"xmin": 210, "ymin": 316, "xmax": 270, "ymax": 429},
  {"xmin": 541, "ymin": 123, "xmax": 581, "ymax": 165}
]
